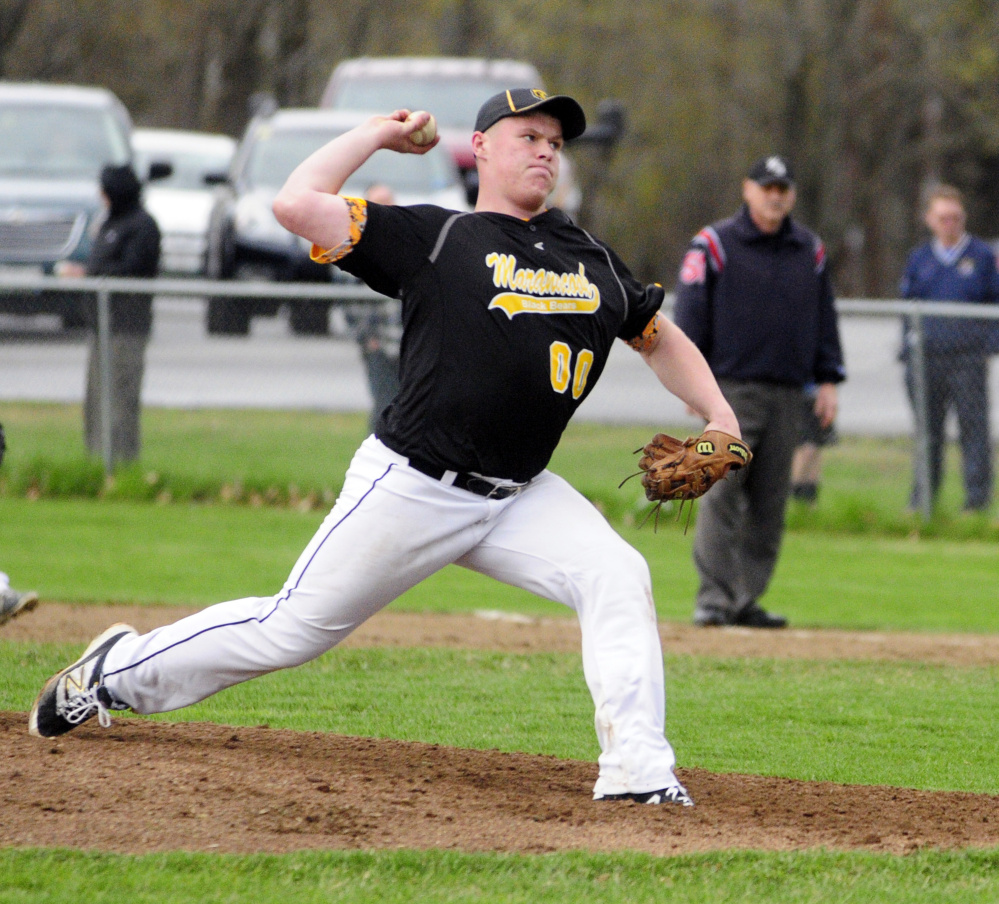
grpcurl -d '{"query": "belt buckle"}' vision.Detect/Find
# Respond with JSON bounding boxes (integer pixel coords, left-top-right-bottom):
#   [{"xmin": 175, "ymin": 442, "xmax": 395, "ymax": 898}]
[
  {"xmin": 486, "ymin": 482, "xmax": 526, "ymax": 500},
  {"xmin": 465, "ymin": 476, "xmax": 524, "ymax": 500}
]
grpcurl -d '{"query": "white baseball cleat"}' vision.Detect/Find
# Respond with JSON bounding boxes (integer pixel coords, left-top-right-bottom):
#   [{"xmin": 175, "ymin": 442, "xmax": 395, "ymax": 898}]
[{"xmin": 28, "ymin": 624, "xmax": 137, "ymax": 738}]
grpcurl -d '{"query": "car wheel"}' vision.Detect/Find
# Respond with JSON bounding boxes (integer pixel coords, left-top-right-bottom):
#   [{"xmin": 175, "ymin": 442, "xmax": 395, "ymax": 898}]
[
  {"xmin": 207, "ymin": 297, "xmax": 251, "ymax": 335},
  {"xmin": 61, "ymin": 306, "xmax": 89, "ymax": 331},
  {"xmin": 205, "ymin": 225, "xmax": 253, "ymax": 335},
  {"xmin": 39, "ymin": 289, "xmax": 89, "ymax": 331},
  {"xmin": 289, "ymin": 302, "xmax": 330, "ymax": 336}
]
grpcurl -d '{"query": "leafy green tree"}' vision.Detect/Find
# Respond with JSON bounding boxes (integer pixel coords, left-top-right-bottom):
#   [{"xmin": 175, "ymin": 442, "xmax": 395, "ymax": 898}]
[{"xmin": 5, "ymin": 0, "xmax": 999, "ymax": 294}]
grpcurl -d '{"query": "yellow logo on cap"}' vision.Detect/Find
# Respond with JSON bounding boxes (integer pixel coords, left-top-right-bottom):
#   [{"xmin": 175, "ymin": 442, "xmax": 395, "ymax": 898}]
[{"xmin": 531, "ymin": 89, "xmax": 548, "ymax": 101}]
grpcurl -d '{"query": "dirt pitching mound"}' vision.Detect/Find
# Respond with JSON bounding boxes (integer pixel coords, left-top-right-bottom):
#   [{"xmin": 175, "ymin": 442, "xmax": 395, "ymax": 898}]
[
  {"xmin": 4, "ymin": 604, "xmax": 998, "ymax": 857},
  {"xmin": 3, "ymin": 713, "xmax": 998, "ymax": 857}
]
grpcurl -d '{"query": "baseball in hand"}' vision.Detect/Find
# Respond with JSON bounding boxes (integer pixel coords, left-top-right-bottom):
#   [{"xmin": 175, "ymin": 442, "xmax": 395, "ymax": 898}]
[{"xmin": 407, "ymin": 111, "xmax": 437, "ymax": 146}]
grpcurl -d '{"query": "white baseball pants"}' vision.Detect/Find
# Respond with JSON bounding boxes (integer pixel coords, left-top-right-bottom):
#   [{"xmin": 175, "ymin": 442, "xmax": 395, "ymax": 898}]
[{"xmin": 103, "ymin": 436, "xmax": 680, "ymax": 796}]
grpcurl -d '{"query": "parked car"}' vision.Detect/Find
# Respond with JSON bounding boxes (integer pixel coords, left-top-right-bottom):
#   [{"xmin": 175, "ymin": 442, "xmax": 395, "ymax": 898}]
[
  {"xmin": 319, "ymin": 56, "xmax": 584, "ymax": 215},
  {"xmin": 132, "ymin": 128, "xmax": 236, "ymax": 276},
  {"xmin": 203, "ymin": 106, "xmax": 468, "ymax": 335},
  {"xmin": 0, "ymin": 81, "xmax": 133, "ymax": 328}
]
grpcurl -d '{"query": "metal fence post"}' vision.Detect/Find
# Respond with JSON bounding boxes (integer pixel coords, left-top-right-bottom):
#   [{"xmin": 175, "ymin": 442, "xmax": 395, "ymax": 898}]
[
  {"xmin": 908, "ymin": 307, "xmax": 933, "ymax": 520},
  {"xmin": 96, "ymin": 287, "xmax": 113, "ymax": 473}
]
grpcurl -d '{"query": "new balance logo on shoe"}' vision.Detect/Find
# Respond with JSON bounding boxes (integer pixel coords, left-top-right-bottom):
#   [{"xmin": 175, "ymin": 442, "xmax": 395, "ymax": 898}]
[{"xmin": 28, "ymin": 624, "xmax": 136, "ymax": 738}]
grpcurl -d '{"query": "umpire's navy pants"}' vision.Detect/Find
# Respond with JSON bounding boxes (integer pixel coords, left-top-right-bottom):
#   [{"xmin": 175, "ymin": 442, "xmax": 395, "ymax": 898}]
[{"xmin": 691, "ymin": 380, "xmax": 802, "ymax": 621}]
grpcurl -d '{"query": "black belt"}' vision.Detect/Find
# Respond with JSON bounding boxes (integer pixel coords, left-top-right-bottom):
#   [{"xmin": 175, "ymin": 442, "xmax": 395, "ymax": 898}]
[{"xmin": 404, "ymin": 454, "xmax": 529, "ymax": 500}]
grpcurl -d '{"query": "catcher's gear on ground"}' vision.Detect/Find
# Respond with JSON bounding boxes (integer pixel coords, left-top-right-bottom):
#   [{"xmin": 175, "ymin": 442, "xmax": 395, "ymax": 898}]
[{"xmin": 624, "ymin": 430, "xmax": 752, "ymax": 503}]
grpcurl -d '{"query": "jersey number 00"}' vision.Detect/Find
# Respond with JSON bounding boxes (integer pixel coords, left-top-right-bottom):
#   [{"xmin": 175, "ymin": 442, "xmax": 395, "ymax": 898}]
[{"xmin": 550, "ymin": 342, "xmax": 594, "ymax": 399}]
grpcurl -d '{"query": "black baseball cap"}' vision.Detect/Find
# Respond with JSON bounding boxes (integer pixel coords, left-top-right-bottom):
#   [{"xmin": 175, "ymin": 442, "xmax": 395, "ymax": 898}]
[
  {"xmin": 747, "ymin": 155, "xmax": 795, "ymax": 186},
  {"xmin": 474, "ymin": 88, "xmax": 587, "ymax": 141}
]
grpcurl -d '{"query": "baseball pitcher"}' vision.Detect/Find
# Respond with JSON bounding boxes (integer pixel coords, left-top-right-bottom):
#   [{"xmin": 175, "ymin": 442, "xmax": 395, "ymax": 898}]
[{"xmin": 31, "ymin": 90, "xmax": 743, "ymax": 808}]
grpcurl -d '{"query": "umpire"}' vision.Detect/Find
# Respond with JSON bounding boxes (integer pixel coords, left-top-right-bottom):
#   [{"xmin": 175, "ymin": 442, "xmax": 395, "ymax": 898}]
[{"xmin": 674, "ymin": 155, "xmax": 846, "ymax": 628}]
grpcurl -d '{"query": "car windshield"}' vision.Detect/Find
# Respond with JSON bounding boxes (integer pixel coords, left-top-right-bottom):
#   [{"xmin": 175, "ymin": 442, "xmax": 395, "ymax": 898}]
[
  {"xmin": 0, "ymin": 104, "xmax": 130, "ymax": 178},
  {"xmin": 134, "ymin": 147, "xmax": 234, "ymax": 190},
  {"xmin": 331, "ymin": 77, "xmax": 534, "ymax": 129},
  {"xmin": 244, "ymin": 125, "xmax": 456, "ymax": 192}
]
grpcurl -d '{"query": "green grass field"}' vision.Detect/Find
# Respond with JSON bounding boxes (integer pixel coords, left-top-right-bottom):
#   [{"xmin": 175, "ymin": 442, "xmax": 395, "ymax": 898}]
[
  {"xmin": 3, "ymin": 496, "xmax": 997, "ymax": 632},
  {"xmin": 2, "ymin": 643, "xmax": 996, "ymax": 794},
  {"xmin": 2, "ymin": 848, "xmax": 998, "ymax": 904},
  {"xmin": 0, "ymin": 403, "xmax": 997, "ymax": 902}
]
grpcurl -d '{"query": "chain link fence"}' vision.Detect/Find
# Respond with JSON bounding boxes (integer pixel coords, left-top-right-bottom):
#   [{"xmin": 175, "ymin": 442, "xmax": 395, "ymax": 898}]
[{"xmin": 2, "ymin": 274, "xmax": 999, "ymax": 519}]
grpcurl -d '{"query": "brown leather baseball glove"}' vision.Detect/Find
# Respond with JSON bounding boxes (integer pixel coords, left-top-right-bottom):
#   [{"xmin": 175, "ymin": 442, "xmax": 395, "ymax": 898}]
[{"xmin": 632, "ymin": 430, "xmax": 752, "ymax": 502}]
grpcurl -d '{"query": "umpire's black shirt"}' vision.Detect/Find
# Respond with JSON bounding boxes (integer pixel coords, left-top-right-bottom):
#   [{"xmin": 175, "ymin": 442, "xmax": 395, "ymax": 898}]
[{"xmin": 673, "ymin": 205, "xmax": 845, "ymax": 388}]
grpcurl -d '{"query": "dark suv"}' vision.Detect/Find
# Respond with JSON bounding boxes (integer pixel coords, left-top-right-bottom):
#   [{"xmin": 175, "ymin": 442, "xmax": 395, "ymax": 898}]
[{"xmin": 0, "ymin": 82, "xmax": 134, "ymax": 328}]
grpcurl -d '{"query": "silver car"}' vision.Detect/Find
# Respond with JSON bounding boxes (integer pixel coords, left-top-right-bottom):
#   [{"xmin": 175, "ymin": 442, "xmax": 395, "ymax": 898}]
[
  {"xmin": 204, "ymin": 107, "xmax": 469, "ymax": 335},
  {"xmin": 132, "ymin": 128, "xmax": 236, "ymax": 277},
  {"xmin": 320, "ymin": 57, "xmax": 582, "ymax": 217}
]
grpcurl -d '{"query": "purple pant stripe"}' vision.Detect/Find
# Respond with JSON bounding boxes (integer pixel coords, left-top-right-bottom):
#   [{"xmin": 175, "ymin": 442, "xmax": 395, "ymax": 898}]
[{"xmin": 103, "ymin": 463, "xmax": 397, "ymax": 679}]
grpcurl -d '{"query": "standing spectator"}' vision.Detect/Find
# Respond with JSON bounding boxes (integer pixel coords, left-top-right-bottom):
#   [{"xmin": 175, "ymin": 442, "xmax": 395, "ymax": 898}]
[
  {"xmin": 900, "ymin": 185, "xmax": 999, "ymax": 512},
  {"xmin": 60, "ymin": 164, "xmax": 161, "ymax": 463},
  {"xmin": 674, "ymin": 155, "xmax": 846, "ymax": 628},
  {"xmin": 789, "ymin": 382, "xmax": 838, "ymax": 505}
]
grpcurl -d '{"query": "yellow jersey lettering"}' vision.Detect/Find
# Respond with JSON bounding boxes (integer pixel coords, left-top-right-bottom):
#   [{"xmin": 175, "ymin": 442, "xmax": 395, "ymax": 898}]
[
  {"xmin": 550, "ymin": 342, "xmax": 571, "ymax": 393},
  {"xmin": 485, "ymin": 252, "xmax": 517, "ymax": 288},
  {"xmin": 489, "ymin": 293, "xmax": 600, "ymax": 319},
  {"xmin": 484, "ymin": 254, "xmax": 600, "ymax": 315},
  {"xmin": 549, "ymin": 343, "xmax": 595, "ymax": 397},
  {"xmin": 572, "ymin": 349, "xmax": 594, "ymax": 399}
]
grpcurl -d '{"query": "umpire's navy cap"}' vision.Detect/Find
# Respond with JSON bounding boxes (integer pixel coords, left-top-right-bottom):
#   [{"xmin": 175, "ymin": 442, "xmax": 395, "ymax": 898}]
[
  {"xmin": 747, "ymin": 155, "xmax": 795, "ymax": 186},
  {"xmin": 474, "ymin": 88, "xmax": 586, "ymax": 141}
]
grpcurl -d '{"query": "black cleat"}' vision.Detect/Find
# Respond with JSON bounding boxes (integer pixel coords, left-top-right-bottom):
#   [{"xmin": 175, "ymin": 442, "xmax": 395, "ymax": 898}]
[
  {"xmin": 29, "ymin": 624, "xmax": 136, "ymax": 738},
  {"xmin": 595, "ymin": 785, "xmax": 695, "ymax": 807}
]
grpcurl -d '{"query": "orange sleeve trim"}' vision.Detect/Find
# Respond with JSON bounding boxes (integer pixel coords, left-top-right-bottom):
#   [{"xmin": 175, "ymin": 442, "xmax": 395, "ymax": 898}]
[
  {"xmin": 310, "ymin": 197, "xmax": 368, "ymax": 264},
  {"xmin": 626, "ymin": 311, "xmax": 663, "ymax": 353}
]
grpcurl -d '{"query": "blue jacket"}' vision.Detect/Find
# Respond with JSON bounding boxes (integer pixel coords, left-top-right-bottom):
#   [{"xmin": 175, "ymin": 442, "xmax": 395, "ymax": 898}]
[
  {"xmin": 673, "ymin": 205, "xmax": 845, "ymax": 387},
  {"xmin": 900, "ymin": 235, "xmax": 999, "ymax": 356}
]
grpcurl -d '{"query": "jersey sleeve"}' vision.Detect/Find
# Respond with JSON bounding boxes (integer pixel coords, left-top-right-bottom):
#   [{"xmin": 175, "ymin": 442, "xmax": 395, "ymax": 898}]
[
  {"xmin": 314, "ymin": 202, "xmax": 452, "ymax": 299},
  {"xmin": 598, "ymin": 241, "xmax": 666, "ymax": 342}
]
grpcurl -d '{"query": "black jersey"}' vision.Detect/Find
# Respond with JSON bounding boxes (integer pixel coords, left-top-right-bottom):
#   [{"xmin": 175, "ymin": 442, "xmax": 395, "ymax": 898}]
[{"xmin": 334, "ymin": 203, "xmax": 662, "ymax": 482}]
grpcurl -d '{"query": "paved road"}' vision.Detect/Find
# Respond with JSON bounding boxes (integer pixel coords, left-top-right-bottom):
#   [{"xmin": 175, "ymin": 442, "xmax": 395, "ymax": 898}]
[{"xmin": 3, "ymin": 297, "xmax": 998, "ymax": 436}]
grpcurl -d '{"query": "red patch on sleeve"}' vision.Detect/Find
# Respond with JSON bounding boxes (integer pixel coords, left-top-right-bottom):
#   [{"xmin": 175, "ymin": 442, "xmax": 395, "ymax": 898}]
[{"xmin": 680, "ymin": 249, "xmax": 707, "ymax": 285}]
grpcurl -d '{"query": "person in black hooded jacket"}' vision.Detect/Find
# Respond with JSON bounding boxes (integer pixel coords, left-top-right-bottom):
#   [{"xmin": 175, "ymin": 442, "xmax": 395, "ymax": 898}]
[{"xmin": 81, "ymin": 163, "xmax": 161, "ymax": 463}]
